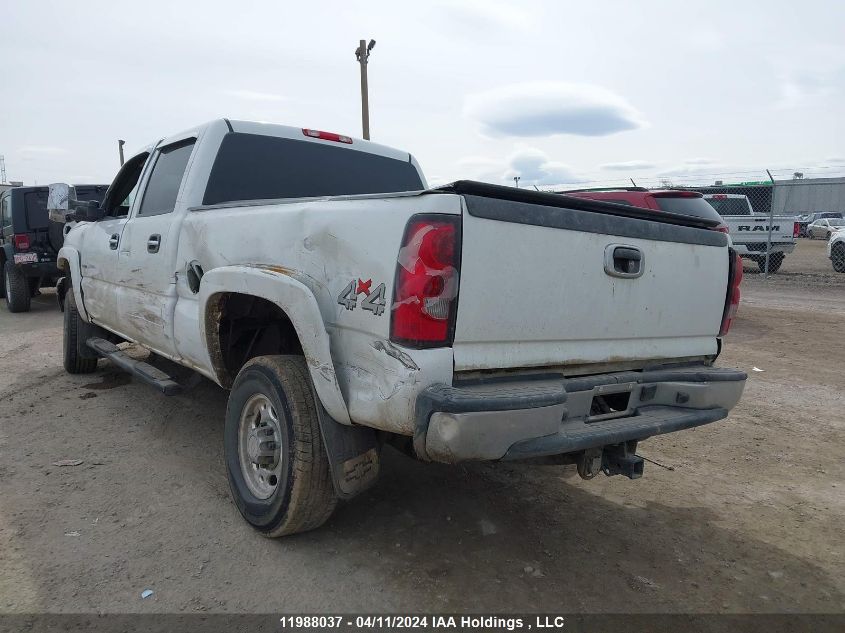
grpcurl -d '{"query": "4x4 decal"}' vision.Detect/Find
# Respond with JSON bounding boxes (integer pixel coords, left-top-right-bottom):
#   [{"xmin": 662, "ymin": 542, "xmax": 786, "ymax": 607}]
[{"xmin": 338, "ymin": 278, "xmax": 386, "ymax": 315}]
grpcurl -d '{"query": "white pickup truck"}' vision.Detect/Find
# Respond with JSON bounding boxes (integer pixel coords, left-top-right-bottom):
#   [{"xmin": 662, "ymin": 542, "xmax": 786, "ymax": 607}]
[
  {"xmin": 49, "ymin": 119, "xmax": 746, "ymax": 537},
  {"xmin": 704, "ymin": 193, "xmax": 799, "ymax": 273}
]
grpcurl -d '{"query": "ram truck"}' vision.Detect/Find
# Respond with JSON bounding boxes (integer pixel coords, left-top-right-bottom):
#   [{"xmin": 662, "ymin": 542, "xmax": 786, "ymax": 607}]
[
  {"xmin": 50, "ymin": 119, "xmax": 746, "ymax": 537},
  {"xmin": 704, "ymin": 193, "xmax": 799, "ymax": 273}
]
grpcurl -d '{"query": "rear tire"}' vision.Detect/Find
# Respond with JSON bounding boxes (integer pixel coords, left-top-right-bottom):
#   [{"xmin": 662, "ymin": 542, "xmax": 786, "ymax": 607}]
[
  {"xmin": 4, "ymin": 261, "xmax": 31, "ymax": 312},
  {"xmin": 63, "ymin": 291, "xmax": 98, "ymax": 374},
  {"xmin": 224, "ymin": 355, "xmax": 337, "ymax": 537},
  {"xmin": 832, "ymin": 244, "xmax": 845, "ymax": 273},
  {"xmin": 756, "ymin": 252, "xmax": 783, "ymax": 273}
]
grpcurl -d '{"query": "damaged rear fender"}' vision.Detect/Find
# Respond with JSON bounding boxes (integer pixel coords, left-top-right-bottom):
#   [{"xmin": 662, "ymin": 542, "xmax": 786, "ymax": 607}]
[{"xmin": 198, "ymin": 265, "xmax": 351, "ymax": 425}]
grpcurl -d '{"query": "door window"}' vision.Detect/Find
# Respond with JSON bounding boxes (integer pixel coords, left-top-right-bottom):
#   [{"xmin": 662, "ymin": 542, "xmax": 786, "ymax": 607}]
[
  {"xmin": 102, "ymin": 152, "xmax": 150, "ymax": 218},
  {"xmin": 138, "ymin": 140, "xmax": 196, "ymax": 217}
]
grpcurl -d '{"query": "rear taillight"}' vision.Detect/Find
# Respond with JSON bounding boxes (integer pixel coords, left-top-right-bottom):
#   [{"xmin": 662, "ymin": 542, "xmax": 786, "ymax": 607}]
[
  {"xmin": 719, "ymin": 249, "xmax": 742, "ymax": 336},
  {"xmin": 13, "ymin": 234, "xmax": 31, "ymax": 250},
  {"xmin": 793, "ymin": 222, "xmax": 800, "ymax": 238},
  {"xmin": 390, "ymin": 214, "xmax": 461, "ymax": 348}
]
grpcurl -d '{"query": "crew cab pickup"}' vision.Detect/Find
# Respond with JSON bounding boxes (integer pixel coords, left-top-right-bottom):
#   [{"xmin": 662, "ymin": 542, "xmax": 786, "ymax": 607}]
[
  {"xmin": 50, "ymin": 120, "xmax": 746, "ymax": 537},
  {"xmin": 704, "ymin": 194, "xmax": 799, "ymax": 273}
]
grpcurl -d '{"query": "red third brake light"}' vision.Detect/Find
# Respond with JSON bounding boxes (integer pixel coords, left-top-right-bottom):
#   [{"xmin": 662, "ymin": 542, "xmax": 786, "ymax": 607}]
[
  {"xmin": 13, "ymin": 234, "xmax": 31, "ymax": 250},
  {"xmin": 302, "ymin": 128, "xmax": 353, "ymax": 144},
  {"xmin": 720, "ymin": 249, "xmax": 743, "ymax": 336},
  {"xmin": 390, "ymin": 214, "xmax": 461, "ymax": 348}
]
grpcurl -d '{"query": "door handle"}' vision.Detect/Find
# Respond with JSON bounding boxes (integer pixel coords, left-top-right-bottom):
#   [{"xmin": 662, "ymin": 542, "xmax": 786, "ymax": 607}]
[
  {"xmin": 604, "ymin": 244, "xmax": 644, "ymax": 279},
  {"xmin": 109, "ymin": 234, "xmax": 120, "ymax": 250},
  {"xmin": 147, "ymin": 234, "xmax": 161, "ymax": 254}
]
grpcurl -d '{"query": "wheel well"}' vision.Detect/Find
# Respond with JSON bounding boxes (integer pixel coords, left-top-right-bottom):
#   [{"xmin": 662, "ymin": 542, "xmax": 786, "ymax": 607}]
[{"xmin": 205, "ymin": 293, "xmax": 304, "ymax": 388}]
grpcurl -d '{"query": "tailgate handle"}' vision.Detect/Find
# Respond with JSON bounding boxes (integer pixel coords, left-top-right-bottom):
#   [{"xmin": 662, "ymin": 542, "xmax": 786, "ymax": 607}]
[{"xmin": 605, "ymin": 244, "xmax": 644, "ymax": 278}]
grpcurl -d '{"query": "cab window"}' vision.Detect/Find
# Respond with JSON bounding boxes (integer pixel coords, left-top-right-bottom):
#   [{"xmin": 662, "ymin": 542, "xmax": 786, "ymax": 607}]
[
  {"xmin": 102, "ymin": 153, "xmax": 151, "ymax": 218},
  {"xmin": 138, "ymin": 139, "xmax": 196, "ymax": 216}
]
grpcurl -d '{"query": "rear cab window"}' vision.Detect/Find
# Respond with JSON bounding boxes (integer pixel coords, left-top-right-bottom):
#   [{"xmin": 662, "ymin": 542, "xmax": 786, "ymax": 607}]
[
  {"xmin": 202, "ymin": 133, "xmax": 424, "ymax": 205},
  {"xmin": 705, "ymin": 197, "xmax": 753, "ymax": 216}
]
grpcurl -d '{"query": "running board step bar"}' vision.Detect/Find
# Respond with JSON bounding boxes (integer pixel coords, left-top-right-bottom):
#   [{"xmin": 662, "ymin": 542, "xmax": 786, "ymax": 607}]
[{"xmin": 86, "ymin": 337, "xmax": 183, "ymax": 395}]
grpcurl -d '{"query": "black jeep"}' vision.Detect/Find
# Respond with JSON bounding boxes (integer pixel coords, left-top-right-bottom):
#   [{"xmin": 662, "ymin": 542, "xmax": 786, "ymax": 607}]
[{"xmin": 1, "ymin": 185, "xmax": 107, "ymax": 312}]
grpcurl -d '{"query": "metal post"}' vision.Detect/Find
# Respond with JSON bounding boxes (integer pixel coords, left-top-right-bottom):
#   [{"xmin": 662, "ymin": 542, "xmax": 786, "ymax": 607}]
[
  {"xmin": 513, "ymin": 176, "xmax": 521, "ymax": 188},
  {"xmin": 764, "ymin": 169, "xmax": 776, "ymax": 278},
  {"xmin": 118, "ymin": 140, "xmax": 125, "ymax": 167},
  {"xmin": 356, "ymin": 39, "xmax": 375, "ymax": 140}
]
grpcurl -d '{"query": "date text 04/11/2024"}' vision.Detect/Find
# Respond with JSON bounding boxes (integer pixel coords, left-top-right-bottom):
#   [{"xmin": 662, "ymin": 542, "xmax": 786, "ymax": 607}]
[{"xmin": 277, "ymin": 615, "xmax": 568, "ymax": 630}]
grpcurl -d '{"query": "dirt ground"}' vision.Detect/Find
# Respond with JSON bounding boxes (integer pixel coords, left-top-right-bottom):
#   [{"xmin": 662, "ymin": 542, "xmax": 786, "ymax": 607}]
[{"xmin": 0, "ymin": 239, "xmax": 843, "ymax": 614}]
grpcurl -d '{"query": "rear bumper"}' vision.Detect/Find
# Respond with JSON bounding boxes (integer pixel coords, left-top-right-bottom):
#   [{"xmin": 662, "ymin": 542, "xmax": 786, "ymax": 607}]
[
  {"xmin": 414, "ymin": 365, "xmax": 746, "ymax": 463},
  {"xmin": 733, "ymin": 243, "xmax": 795, "ymax": 256}
]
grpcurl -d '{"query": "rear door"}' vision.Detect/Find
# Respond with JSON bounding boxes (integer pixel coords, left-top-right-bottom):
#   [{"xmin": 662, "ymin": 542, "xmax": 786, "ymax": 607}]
[
  {"xmin": 116, "ymin": 136, "xmax": 196, "ymax": 354},
  {"xmin": 452, "ymin": 191, "xmax": 730, "ymax": 372}
]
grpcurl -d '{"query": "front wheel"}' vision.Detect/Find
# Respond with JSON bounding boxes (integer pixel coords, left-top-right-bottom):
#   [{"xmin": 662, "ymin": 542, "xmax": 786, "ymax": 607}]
[
  {"xmin": 63, "ymin": 291, "xmax": 98, "ymax": 374},
  {"xmin": 224, "ymin": 355, "xmax": 337, "ymax": 537},
  {"xmin": 832, "ymin": 243, "xmax": 845, "ymax": 273}
]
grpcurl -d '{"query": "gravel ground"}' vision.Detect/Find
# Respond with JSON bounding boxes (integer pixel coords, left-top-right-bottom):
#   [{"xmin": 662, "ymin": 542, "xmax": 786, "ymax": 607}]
[{"xmin": 0, "ymin": 239, "xmax": 843, "ymax": 614}]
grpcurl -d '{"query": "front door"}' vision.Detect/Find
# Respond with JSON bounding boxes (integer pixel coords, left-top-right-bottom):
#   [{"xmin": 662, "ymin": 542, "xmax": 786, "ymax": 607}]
[
  {"xmin": 115, "ymin": 138, "xmax": 196, "ymax": 356},
  {"xmin": 79, "ymin": 152, "xmax": 150, "ymax": 326}
]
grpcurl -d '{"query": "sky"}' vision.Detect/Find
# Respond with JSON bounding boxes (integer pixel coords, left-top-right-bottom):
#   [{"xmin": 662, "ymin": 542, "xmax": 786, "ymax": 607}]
[{"xmin": 2, "ymin": 0, "xmax": 844, "ymax": 189}]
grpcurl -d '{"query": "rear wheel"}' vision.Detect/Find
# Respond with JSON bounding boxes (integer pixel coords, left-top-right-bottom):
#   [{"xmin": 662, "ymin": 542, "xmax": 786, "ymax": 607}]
[
  {"xmin": 4, "ymin": 261, "xmax": 31, "ymax": 312},
  {"xmin": 757, "ymin": 252, "xmax": 783, "ymax": 273},
  {"xmin": 63, "ymin": 291, "xmax": 98, "ymax": 374},
  {"xmin": 832, "ymin": 243, "xmax": 845, "ymax": 273},
  {"xmin": 224, "ymin": 355, "xmax": 337, "ymax": 537}
]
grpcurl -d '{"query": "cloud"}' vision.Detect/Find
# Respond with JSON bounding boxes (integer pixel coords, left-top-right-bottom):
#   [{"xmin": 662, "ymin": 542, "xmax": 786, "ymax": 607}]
[
  {"xmin": 683, "ymin": 157, "xmax": 716, "ymax": 165},
  {"xmin": 464, "ymin": 81, "xmax": 646, "ymax": 138},
  {"xmin": 504, "ymin": 147, "xmax": 585, "ymax": 186},
  {"xmin": 456, "ymin": 147, "xmax": 587, "ymax": 187},
  {"xmin": 600, "ymin": 160, "xmax": 656, "ymax": 171},
  {"xmin": 225, "ymin": 89, "xmax": 287, "ymax": 102}
]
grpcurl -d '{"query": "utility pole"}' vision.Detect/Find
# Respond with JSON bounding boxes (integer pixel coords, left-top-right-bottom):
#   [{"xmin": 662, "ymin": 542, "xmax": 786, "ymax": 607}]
[
  {"xmin": 513, "ymin": 176, "xmax": 521, "ymax": 188},
  {"xmin": 118, "ymin": 140, "xmax": 126, "ymax": 166},
  {"xmin": 355, "ymin": 39, "xmax": 376, "ymax": 140}
]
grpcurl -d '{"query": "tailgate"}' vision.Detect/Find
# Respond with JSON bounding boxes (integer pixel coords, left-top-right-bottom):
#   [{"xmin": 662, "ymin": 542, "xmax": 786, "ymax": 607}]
[
  {"xmin": 727, "ymin": 217, "xmax": 795, "ymax": 242},
  {"xmin": 449, "ymin": 184, "xmax": 730, "ymax": 372}
]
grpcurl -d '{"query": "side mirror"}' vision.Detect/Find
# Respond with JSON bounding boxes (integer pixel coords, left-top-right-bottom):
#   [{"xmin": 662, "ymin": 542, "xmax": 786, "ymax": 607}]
[
  {"xmin": 48, "ymin": 183, "xmax": 104, "ymax": 223},
  {"xmin": 77, "ymin": 200, "xmax": 104, "ymax": 222}
]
